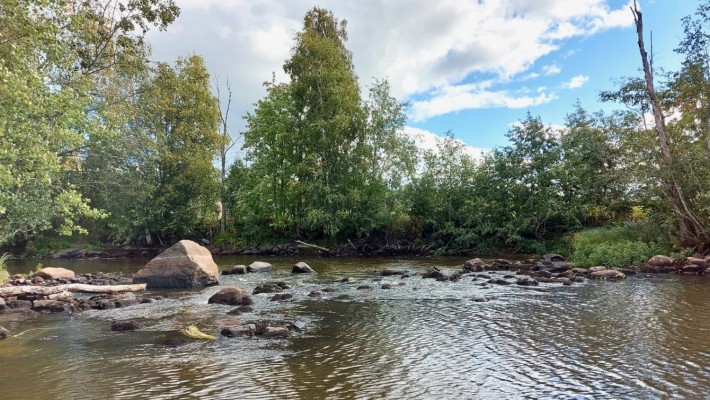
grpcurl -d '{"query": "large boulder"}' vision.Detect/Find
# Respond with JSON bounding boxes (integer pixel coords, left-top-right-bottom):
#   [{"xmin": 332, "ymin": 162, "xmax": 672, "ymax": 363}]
[
  {"xmin": 248, "ymin": 261, "xmax": 272, "ymax": 273},
  {"xmin": 133, "ymin": 240, "xmax": 219, "ymax": 288},
  {"xmin": 34, "ymin": 267, "xmax": 75, "ymax": 281},
  {"xmin": 648, "ymin": 255, "xmax": 674, "ymax": 267},
  {"xmin": 208, "ymin": 287, "xmax": 253, "ymax": 306}
]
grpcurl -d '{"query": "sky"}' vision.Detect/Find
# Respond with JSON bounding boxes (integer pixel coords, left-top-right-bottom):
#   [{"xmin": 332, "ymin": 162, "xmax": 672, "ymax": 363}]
[{"xmin": 145, "ymin": 0, "xmax": 699, "ymax": 159}]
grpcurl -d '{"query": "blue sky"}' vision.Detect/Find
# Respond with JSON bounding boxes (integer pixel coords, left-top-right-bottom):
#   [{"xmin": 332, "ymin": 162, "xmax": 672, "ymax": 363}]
[{"xmin": 146, "ymin": 0, "xmax": 699, "ymax": 157}]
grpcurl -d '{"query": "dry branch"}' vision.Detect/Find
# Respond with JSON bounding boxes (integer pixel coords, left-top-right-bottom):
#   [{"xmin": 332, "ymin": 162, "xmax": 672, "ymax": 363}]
[{"xmin": 0, "ymin": 283, "xmax": 147, "ymax": 297}]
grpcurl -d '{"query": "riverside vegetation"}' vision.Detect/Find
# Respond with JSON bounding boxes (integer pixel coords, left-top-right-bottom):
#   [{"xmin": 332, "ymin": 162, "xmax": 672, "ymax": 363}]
[{"xmin": 3, "ymin": 1, "xmax": 710, "ymax": 267}]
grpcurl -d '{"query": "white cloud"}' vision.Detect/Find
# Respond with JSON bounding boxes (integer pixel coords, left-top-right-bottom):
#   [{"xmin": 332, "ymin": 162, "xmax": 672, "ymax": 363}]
[
  {"xmin": 411, "ymin": 87, "xmax": 557, "ymax": 122},
  {"xmin": 563, "ymin": 74, "xmax": 590, "ymax": 89},
  {"xmin": 145, "ymin": 0, "xmax": 634, "ymax": 132},
  {"xmin": 403, "ymin": 126, "xmax": 489, "ymax": 163},
  {"xmin": 542, "ymin": 65, "xmax": 562, "ymax": 76}
]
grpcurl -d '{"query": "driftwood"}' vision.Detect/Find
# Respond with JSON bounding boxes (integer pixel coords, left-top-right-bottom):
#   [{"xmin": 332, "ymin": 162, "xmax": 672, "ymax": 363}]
[
  {"xmin": 294, "ymin": 240, "xmax": 330, "ymax": 253},
  {"xmin": 0, "ymin": 283, "xmax": 147, "ymax": 297}
]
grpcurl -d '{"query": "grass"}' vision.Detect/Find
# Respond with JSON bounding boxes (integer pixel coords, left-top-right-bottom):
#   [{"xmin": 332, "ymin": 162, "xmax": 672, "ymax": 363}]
[{"xmin": 570, "ymin": 225, "xmax": 674, "ymax": 268}]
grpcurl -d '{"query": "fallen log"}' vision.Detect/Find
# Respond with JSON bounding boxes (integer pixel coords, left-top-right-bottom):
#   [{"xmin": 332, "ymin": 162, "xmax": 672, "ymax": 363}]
[
  {"xmin": 0, "ymin": 283, "xmax": 147, "ymax": 297},
  {"xmin": 294, "ymin": 240, "xmax": 330, "ymax": 253}
]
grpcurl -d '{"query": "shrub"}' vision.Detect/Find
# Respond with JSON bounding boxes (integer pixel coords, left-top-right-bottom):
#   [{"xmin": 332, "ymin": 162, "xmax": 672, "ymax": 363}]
[{"xmin": 570, "ymin": 225, "xmax": 674, "ymax": 268}]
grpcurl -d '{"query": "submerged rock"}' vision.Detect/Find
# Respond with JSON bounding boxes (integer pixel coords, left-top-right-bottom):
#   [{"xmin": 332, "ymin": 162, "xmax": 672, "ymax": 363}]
[
  {"xmin": 221, "ymin": 324, "xmax": 256, "ymax": 338},
  {"xmin": 208, "ymin": 287, "xmax": 253, "ymax": 306},
  {"xmin": 381, "ymin": 269, "xmax": 407, "ymax": 277},
  {"xmin": 270, "ymin": 293, "xmax": 293, "ymax": 301},
  {"xmin": 221, "ymin": 265, "xmax": 247, "ymax": 275},
  {"xmin": 32, "ymin": 300, "xmax": 73, "ymax": 313},
  {"xmin": 0, "ymin": 326, "xmax": 10, "ymax": 340},
  {"xmin": 261, "ymin": 326, "xmax": 289, "ymax": 339},
  {"xmin": 133, "ymin": 240, "xmax": 219, "ymax": 288},
  {"xmin": 111, "ymin": 320, "xmax": 141, "ymax": 332},
  {"xmin": 227, "ymin": 305, "xmax": 254, "ymax": 315},
  {"xmin": 253, "ymin": 283, "xmax": 284, "ymax": 295},
  {"xmin": 516, "ymin": 276, "xmax": 539, "ymax": 286}
]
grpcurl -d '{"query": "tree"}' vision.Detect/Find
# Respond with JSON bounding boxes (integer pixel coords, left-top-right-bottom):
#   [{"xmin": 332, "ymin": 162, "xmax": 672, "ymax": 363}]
[
  {"xmin": 215, "ymin": 77, "xmax": 238, "ymax": 234},
  {"xmin": 0, "ymin": 0, "xmax": 179, "ymax": 245},
  {"xmin": 283, "ymin": 7, "xmax": 367, "ymax": 238},
  {"xmin": 139, "ymin": 55, "xmax": 221, "ymax": 241},
  {"xmin": 631, "ymin": 1, "xmax": 707, "ymax": 246}
]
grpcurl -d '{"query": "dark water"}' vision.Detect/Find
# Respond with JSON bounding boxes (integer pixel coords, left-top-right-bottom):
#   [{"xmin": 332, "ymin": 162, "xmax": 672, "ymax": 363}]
[{"xmin": 2, "ymin": 257, "xmax": 710, "ymax": 399}]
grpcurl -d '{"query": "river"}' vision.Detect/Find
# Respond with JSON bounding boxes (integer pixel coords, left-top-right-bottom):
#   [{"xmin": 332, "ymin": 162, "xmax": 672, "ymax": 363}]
[{"xmin": 1, "ymin": 256, "xmax": 709, "ymax": 399}]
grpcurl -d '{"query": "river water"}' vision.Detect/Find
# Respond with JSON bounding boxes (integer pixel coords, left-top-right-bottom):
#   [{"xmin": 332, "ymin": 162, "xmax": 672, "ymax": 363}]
[{"xmin": 1, "ymin": 256, "xmax": 710, "ymax": 399}]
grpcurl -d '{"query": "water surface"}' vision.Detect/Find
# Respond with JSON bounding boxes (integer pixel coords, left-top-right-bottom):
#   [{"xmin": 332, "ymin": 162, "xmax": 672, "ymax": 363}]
[{"xmin": 1, "ymin": 257, "xmax": 709, "ymax": 399}]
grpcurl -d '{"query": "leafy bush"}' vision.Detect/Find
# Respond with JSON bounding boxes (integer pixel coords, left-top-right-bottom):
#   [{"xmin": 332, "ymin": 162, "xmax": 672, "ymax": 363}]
[{"xmin": 570, "ymin": 225, "xmax": 674, "ymax": 268}]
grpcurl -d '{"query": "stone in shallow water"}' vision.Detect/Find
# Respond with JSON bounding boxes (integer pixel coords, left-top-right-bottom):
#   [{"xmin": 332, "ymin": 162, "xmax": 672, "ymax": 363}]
[
  {"xmin": 111, "ymin": 320, "xmax": 141, "ymax": 332},
  {"xmin": 589, "ymin": 269, "xmax": 626, "ymax": 280},
  {"xmin": 248, "ymin": 261, "xmax": 272, "ymax": 273},
  {"xmin": 208, "ymin": 287, "xmax": 253, "ymax": 306},
  {"xmin": 292, "ymin": 262, "xmax": 315, "ymax": 273},
  {"xmin": 133, "ymin": 240, "xmax": 219, "ymax": 288}
]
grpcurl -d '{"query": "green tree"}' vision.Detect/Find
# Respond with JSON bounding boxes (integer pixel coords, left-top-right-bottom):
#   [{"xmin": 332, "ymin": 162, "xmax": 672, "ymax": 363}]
[
  {"xmin": 139, "ymin": 55, "xmax": 221, "ymax": 241},
  {"xmin": 0, "ymin": 0, "xmax": 179, "ymax": 245},
  {"xmin": 283, "ymin": 7, "xmax": 367, "ymax": 238}
]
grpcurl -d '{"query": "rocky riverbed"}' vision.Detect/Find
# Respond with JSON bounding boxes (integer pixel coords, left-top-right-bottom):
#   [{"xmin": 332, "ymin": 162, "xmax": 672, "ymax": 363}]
[{"xmin": 2, "ymin": 245, "xmax": 707, "ymax": 344}]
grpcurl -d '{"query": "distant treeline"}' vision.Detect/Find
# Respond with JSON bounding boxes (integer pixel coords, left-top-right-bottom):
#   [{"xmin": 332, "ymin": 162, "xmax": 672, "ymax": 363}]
[{"xmin": 3, "ymin": 1, "xmax": 710, "ymax": 256}]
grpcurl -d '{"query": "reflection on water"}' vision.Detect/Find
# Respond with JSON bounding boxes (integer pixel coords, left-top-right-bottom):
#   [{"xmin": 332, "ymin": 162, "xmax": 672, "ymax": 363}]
[{"xmin": 2, "ymin": 257, "xmax": 710, "ymax": 399}]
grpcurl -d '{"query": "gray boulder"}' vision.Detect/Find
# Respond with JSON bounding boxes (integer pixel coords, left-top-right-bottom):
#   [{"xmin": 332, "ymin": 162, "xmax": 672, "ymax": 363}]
[
  {"xmin": 133, "ymin": 240, "xmax": 219, "ymax": 288},
  {"xmin": 248, "ymin": 261, "xmax": 272, "ymax": 273}
]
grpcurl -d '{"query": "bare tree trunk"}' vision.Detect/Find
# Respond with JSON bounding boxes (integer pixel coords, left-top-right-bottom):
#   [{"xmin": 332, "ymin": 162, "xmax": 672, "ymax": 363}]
[
  {"xmin": 632, "ymin": 2, "xmax": 701, "ymax": 247},
  {"xmin": 215, "ymin": 78, "xmax": 237, "ymax": 234}
]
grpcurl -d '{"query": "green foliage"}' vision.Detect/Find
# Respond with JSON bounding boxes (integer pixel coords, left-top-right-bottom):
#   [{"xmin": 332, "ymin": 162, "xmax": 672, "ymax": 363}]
[
  {"xmin": 0, "ymin": 252, "xmax": 10, "ymax": 284},
  {"xmin": 0, "ymin": 0, "xmax": 179, "ymax": 245},
  {"xmin": 238, "ymin": 8, "xmax": 415, "ymax": 243},
  {"xmin": 570, "ymin": 226, "xmax": 673, "ymax": 268}
]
